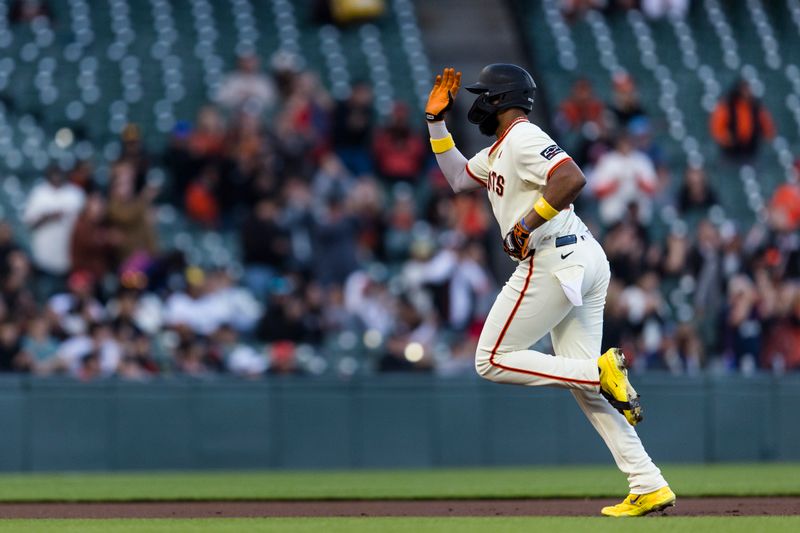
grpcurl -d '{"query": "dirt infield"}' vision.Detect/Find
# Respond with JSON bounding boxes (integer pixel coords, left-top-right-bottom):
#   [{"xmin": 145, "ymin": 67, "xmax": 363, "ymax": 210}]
[{"xmin": 0, "ymin": 498, "xmax": 798, "ymax": 518}]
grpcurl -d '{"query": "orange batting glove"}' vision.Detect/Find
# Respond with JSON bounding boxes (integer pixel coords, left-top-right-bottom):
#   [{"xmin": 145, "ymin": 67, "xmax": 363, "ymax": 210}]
[
  {"xmin": 425, "ymin": 67, "xmax": 461, "ymax": 122},
  {"xmin": 503, "ymin": 218, "xmax": 532, "ymax": 261}
]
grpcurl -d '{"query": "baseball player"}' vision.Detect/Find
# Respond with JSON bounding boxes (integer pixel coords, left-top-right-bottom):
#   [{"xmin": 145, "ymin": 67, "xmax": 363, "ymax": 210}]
[{"xmin": 425, "ymin": 65, "xmax": 675, "ymax": 517}]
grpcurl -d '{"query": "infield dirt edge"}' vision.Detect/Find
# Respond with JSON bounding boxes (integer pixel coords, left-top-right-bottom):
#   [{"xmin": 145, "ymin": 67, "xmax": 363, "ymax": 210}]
[{"xmin": 0, "ymin": 497, "xmax": 798, "ymax": 518}]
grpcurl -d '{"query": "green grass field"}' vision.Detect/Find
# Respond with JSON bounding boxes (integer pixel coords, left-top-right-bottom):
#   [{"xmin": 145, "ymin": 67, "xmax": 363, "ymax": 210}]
[
  {"xmin": 0, "ymin": 465, "xmax": 797, "ymax": 531},
  {"xmin": 0, "ymin": 463, "xmax": 796, "ymax": 501}
]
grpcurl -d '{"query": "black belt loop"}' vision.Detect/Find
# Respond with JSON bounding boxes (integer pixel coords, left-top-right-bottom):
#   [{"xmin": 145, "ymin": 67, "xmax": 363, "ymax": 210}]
[{"xmin": 555, "ymin": 234, "xmax": 578, "ymax": 248}]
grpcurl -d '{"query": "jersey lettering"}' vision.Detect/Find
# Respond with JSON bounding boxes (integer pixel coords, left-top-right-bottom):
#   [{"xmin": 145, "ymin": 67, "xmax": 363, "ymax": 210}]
[{"xmin": 488, "ymin": 171, "xmax": 505, "ymax": 196}]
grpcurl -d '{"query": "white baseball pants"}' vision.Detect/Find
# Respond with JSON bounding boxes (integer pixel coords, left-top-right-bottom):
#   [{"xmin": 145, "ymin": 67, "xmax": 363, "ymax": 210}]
[{"xmin": 475, "ymin": 236, "xmax": 667, "ymax": 494}]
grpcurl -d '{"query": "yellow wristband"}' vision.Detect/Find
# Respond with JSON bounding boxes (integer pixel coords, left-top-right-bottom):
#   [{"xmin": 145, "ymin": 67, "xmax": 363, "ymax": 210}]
[
  {"xmin": 533, "ymin": 196, "xmax": 559, "ymax": 220},
  {"xmin": 430, "ymin": 134, "xmax": 455, "ymax": 154}
]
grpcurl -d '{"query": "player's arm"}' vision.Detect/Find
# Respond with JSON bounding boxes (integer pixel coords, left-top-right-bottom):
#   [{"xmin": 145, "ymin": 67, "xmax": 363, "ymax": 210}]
[
  {"xmin": 426, "ymin": 67, "xmax": 484, "ymax": 193},
  {"xmin": 503, "ymin": 160, "xmax": 586, "ymax": 260}
]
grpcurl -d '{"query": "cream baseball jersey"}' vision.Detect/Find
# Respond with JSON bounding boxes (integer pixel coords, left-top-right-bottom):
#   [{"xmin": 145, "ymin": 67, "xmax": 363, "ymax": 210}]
[{"xmin": 465, "ymin": 117, "xmax": 588, "ymax": 251}]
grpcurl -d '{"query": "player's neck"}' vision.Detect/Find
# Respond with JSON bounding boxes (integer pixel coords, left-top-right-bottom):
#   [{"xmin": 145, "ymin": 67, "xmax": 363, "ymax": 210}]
[{"xmin": 494, "ymin": 109, "xmax": 528, "ymax": 138}]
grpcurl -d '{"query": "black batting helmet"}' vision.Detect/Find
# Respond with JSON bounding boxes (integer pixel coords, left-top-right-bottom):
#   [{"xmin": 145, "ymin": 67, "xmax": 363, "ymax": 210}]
[{"xmin": 465, "ymin": 64, "xmax": 537, "ymax": 128}]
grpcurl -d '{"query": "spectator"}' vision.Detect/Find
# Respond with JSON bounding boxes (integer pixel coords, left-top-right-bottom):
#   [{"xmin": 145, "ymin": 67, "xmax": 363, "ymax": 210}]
[
  {"xmin": 23, "ymin": 165, "xmax": 86, "ymax": 278},
  {"xmin": 661, "ymin": 322, "xmax": 703, "ymax": 375},
  {"xmin": 56, "ymin": 321, "xmax": 122, "ymax": 379},
  {"xmin": 619, "ymin": 270, "xmax": 666, "ymax": 368},
  {"xmin": 184, "ymin": 165, "xmax": 221, "ymax": 227},
  {"xmin": 257, "ymin": 291, "xmax": 313, "ymax": 344},
  {"xmin": 48, "ymin": 270, "xmax": 104, "ymax": 336},
  {"xmin": 67, "ymin": 159, "xmax": 96, "ymax": 193},
  {"xmin": 266, "ymin": 341, "xmax": 303, "ymax": 376},
  {"xmin": 590, "ymin": 133, "xmax": 658, "ymax": 225},
  {"xmin": 372, "ymin": 102, "xmax": 426, "ymax": 184},
  {"xmin": 687, "ymin": 221, "xmax": 725, "ymax": 335},
  {"xmin": 560, "ymin": 0, "xmax": 604, "ymax": 21},
  {"xmin": 281, "ymin": 71, "xmax": 332, "ymax": 158},
  {"xmin": 312, "ymin": 153, "xmax": 355, "ymax": 203},
  {"xmin": 0, "ymin": 321, "xmax": 25, "ymax": 372},
  {"xmin": 282, "ymin": 177, "xmax": 315, "ymax": 272},
  {"xmin": 107, "ymin": 161, "xmax": 158, "ymax": 266},
  {"xmin": 188, "ymin": 106, "xmax": 228, "ymax": 163},
  {"xmin": 331, "ymin": 82, "xmax": 374, "ymax": 175},
  {"xmin": 117, "ymin": 333, "xmax": 159, "ymax": 379},
  {"xmin": 767, "ymin": 178, "xmax": 800, "ymax": 233},
  {"xmin": 677, "ymin": 166, "xmax": 719, "ymax": 216},
  {"xmin": 557, "ymin": 78, "xmax": 606, "ymax": 133},
  {"xmin": 628, "ymin": 116, "xmax": 667, "ymax": 180},
  {"xmin": 555, "ymin": 78, "xmax": 608, "ymax": 162},
  {"xmin": 0, "ymin": 240, "xmax": 36, "ymax": 321},
  {"xmin": 214, "ymin": 324, "xmax": 267, "ymax": 377},
  {"xmin": 21, "ymin": 316, "xmax": 59, "ymax": 373},
  {"xmin": 603, "ymin": 221, "xmax": 649, "ymax": 285},
  {"xmin": 163, "ymin": 121, "xmax": 195, "ymax": 204},
  {"xmin": 313, "ymin": 195, "xmax": 360, "ymax": 285},
  {"xmin": 723, "ymin": 274, "xmax": 769, "ymax": 372},
  {"xmin": 118, "ymin": 123, "xmax": 151, "ymax": 191},
  {"xmin": 641, "ymin": 0, "xmax": 689, "ymax": 19},
  {"xmin": 108, "ymin": 288, "xmax": 151, "ymax": 341},
  {"xmin": 710, "ymin": 80, "xmax": 776, "ymax": 164},
  {"xmin": 556, "ymin": 78, "xmax": 613, "ymax": 167},
  {"xmin": 240, "ymin": 198, "xmax": 291, "ymax": 297},
  {"xmin": 0, "ymin": 222, "xmax": 20, "ymax": 279},
  {"xmin": 225, "ymin": 112, "xmax": 267, "ymax": 209},
  {"xmin": 609, "ymin": 73, "xmax": 646, "ymax": 127},
  {"xmin": 762, "ymin": 287, "xmax": 800, "ymax": 371},
  {"xmin": 70, "ymin": 192, "xmax": 121, "ymax": 279},
  {"xmin": 175, "ymin": 338, "xmax": 213, "ymax": 377},
  {"xmin": 215, "ymin": 54, "xmax": 277, "ymax": 116},
  {"xmin": 164, "ymin": 268, "xmax": 261, "ymax": 336},
  {"xmin": 8, "ymin": 0, "xmax": 51, "ymax": 24},
  {"xmin": 379, "ymin": 295, "xmax": 435, "ymax": 373}
]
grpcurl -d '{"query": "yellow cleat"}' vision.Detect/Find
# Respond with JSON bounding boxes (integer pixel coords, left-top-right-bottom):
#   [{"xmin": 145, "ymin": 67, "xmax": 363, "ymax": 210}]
[
  {"xmin": 601, "ymin": 486, "xmax": 677, "ymax": 517},
  {"xmin": 597, "ymin": 348, "xmax": 642, "ymax": 426}
]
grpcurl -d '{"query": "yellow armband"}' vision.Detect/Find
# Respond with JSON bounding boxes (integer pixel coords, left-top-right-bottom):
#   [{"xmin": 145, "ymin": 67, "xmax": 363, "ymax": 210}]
[
  {"xmin": 430, "ymin": 134, "xmax": 455, "ymax": 154},
  {"xmin": 533, "ymin": 196, "xmax": 559, "ymax": 220}
]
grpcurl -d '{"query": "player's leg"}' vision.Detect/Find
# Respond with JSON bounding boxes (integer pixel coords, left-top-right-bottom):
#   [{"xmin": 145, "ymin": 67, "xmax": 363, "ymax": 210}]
[
  {"xmin": 550, "ymin": 240, "xmax": 667, "ymax": 494},
  {"xmin": 475, "ymin": 256, "xmax": 600, "ymax": 391}
]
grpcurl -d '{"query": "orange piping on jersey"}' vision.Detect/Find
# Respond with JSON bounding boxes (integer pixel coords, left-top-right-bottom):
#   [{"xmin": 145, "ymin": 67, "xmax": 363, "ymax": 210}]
[
  {"xmin": 488, "ymin": 117, "xmax": 529, "ymax": 157},
  {"xmin": 465, "ymin": 163, "xmax": 487, "ymax": 188},
  {"xmin": 488, "ymin": 258, "xmax": 601, "ymax": 387},
  {"xmin": 546, "ymin": 157, "xmax": 573, "ymax": 182}
]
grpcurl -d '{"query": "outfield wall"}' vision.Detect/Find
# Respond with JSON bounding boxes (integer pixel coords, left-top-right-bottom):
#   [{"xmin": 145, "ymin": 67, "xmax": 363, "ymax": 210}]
[{"xmin": 0, "ymin": 374, "xmax": 798, "ymax": 471}]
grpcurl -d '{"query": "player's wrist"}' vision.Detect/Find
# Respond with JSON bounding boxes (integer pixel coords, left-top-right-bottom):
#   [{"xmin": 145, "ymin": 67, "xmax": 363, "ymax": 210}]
[
  {"xmin": 533, "ymin": 196, "xmax": 559, "ymax": 221},
  {"xmin": 427, "ymin": 120, "xmax": 449, "ymax": 138},
  {"xmin": 430, "ymin": 134, "xmax": 455, "ymax": 154}
]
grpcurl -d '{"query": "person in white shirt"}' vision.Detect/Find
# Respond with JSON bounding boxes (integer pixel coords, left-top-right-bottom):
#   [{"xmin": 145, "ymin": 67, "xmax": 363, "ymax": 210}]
[
  {"xmin": 23, "ymin": 165, "xmax": 85, "ymax": 276},
  {"xmin": 215, "ymin": 55, "xmax": 277, "ymax": 116},
  {"xmin": 591, "ymin": 133, "xmax": 658, "ymax": 226},
  {"xmin": 424, "ymin": 65, "xmax": 674, "ymax": 516}
]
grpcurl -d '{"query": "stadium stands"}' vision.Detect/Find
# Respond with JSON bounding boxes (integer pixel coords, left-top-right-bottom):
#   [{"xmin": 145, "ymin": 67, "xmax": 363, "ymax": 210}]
[
  {"xmin": 519, "ymin": 0, "xmax": 800, "ymax": 221},
  {"xmin": 0, "ymin": 0, "xmax": 798, "ymax": 380}
]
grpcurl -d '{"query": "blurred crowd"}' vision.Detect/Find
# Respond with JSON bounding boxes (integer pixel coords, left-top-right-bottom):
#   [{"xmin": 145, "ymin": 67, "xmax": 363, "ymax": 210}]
[
  {"xmin": 560, "ymin": 0, "xmax": 690, "ymax": 21},
  {"xmin": 1, "ymin": 47, "xmax": 799, "ymax": 381},
  {"xmin": 555, "ymin": 72, "xmax": 800, "ymax": 375},
  {"xmin": 1, "ymin": 54, "xmax": 494, "ymax": 380}
]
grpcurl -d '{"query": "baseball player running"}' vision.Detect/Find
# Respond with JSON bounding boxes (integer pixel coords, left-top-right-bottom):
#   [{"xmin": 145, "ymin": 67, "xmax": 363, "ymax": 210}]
[{"xmin": 425, "ymin": 64, "xmax": 675, "ymax": 517}]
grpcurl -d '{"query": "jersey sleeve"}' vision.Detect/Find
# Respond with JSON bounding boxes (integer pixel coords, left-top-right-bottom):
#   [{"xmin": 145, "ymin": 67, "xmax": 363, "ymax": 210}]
[
  {"xmin": 512, "ymin": 128, "xmax": 573, "ymax": 186},
  {"xmin": 465, "ymin": 147, "xmax": 490, "ymax": 188}
]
